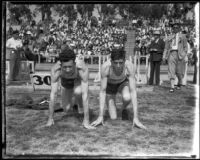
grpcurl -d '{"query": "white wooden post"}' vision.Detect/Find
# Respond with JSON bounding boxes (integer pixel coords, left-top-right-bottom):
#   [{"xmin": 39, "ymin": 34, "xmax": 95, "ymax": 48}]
[
  {"xmin": 38, "ymin": 51, "xmax": 41, "ymax": 64},
  {"xmin": 137, "ymin": 52, "xmax": 141, "ymax": 82},
  {"xmin": 6, "ymin": 60, "xmax": 10, "ymax": 81},
  {"xmin": 145, "ymin": 55, "xmax": 149, "ymax": 84},
  {"xmin": 147, "ymin": 57, "xmax": 151, "ymax": 84},
  {"xmin": 182, "ymin": 61, "xmax": 188, "ymax": 85}
]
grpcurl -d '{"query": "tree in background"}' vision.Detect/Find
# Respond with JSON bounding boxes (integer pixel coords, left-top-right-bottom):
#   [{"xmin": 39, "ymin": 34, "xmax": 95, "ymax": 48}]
[
  {"xmin": 7, "ymin": 2, "xmax": 32, "ymax": 25},
  {"xmin": 96, "ymin": 4, "xmax": 116, "ymax": 27},
  {"xmin": 33, "ymin": 4, "xmax": 53, "ymax": 22},
  {"xmin": 77, "ymin": 4, "xmax": 94, "ymax": 21},
  {"xmin": 96, "ymin": 4, "xmax": 116, "ymax": 21},
  {"xmin": 90, "ymin": 16, "xmax": 98, "ymax": 27},
  {"xmin": 150, "ymin": 4, "xmax": 167, "ymax": 19}
]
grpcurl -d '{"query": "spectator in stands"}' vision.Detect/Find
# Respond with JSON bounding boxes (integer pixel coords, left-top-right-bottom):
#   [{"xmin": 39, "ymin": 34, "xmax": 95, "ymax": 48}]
[
  {"xmin": 140, "ymin": 40, "xmax": 148, "ymax": 64},
  {"xmin": 21, "ymin": 39, "xmax": 40, "ymax": 66},
  {"xmin": 6, "ymin": 30, "xmax": 23, "ymax": 84}
]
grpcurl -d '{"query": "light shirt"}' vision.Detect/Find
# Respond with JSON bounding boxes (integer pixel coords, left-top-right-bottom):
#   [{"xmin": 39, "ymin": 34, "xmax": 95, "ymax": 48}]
[
  {"xmin": 187, "ymin": 42, "xmax": 192, "ymax": 54},
  {"xmin": 6, "ymin": 37, "xmax": 22, "ymax": 49},
  {"xmin": 171, "ymin": 33, "xmax": 179, "ymax": 50},
  {"xmin": 155, "ymin": 38, "xmax": 159, "ymax": 43}
]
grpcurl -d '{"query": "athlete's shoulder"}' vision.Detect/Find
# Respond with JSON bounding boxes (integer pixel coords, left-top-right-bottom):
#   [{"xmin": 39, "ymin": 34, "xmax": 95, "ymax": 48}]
[
  {"xmin": 125, "ymin": 59, "xmax": 133, "ymax": 66},
  {"xmin": 125, "ymin": 59, "xmax": 135, "ymax": 76},
  {"xmin": 75, "ymin": 55, "xmax": 88, "ymax": 70},
  {"xmin": 101, "ymin": 59, "xmax": 111, "ymax": 77},
  {"xmin": 51, "ymin": 61, "xmax": 61, "ymax": 71},
  {"xmin": 102, "ymin": 59, "xmax": 111, "ymax": 68}
]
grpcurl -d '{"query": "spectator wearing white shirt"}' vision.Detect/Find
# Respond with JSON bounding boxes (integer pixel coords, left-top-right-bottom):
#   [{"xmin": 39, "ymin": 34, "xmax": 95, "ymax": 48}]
[{"xmin": 6, "ymin": 30, "xmax": 23, "ymax": 83}]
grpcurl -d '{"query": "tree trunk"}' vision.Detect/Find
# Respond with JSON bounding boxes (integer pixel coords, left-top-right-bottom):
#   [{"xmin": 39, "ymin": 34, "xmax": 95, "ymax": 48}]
[{"xmin": 42, "ymin": 12, "xmax": 45, "ymax": 21}]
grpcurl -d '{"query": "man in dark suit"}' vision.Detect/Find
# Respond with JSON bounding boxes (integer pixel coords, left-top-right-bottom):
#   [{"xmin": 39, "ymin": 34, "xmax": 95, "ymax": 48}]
[{"xmin": 148, "ymin": 30, "xmax": 165, "ymax": 85}]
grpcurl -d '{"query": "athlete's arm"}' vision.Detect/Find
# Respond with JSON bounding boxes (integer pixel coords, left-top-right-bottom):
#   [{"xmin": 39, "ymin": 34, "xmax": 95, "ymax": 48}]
[
  {"xmin": 91, "ymin": 61, "xmax": 110, "ymax": 127},
  {"xmin": 125, "ymin": 60, "xmax": 147, "ymax": 130},
  {"xmin": 46, "ymin": 61, "xmax": 61, "ymax": 126},
  {"xmin": 78, "ymin": 59, "xmax": 96, "ymax": 129}
]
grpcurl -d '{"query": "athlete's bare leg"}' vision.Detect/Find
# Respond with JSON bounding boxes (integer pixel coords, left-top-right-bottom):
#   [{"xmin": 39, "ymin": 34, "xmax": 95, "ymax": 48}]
[
  {"xmin": 61, "ymin": 86, "xmax": 73, "ymax": 114},
  {"xmin": 73, "ymin": 84, "xmax": 83, "ymax": 114},
  {"xmin": 106, "ymin": 94, "xmax": 117, "ymax": 120}
]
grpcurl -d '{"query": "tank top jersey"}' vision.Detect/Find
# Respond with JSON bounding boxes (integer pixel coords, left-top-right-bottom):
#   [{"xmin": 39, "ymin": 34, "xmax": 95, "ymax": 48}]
[
  {"xmin": 107, "ymin": 65, "xmax": 128, "ymax": 84},
  {"xmin": 60, "ymin": 67, "xmax": 80, "ymax": 89}
]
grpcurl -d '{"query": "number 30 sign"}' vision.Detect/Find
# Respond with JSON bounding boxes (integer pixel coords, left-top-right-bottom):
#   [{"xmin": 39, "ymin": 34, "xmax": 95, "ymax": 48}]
[{"xmin": 33, "ymin": 75, "xmax": 51, "ymax": 86}]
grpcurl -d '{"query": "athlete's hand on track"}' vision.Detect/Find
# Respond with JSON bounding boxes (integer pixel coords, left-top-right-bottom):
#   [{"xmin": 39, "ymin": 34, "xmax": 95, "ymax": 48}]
[
  {"xmin": 46, "ymin": 118, "xmax": 54, "ymax": 127},
  {"xmin": 91, "ymin": 116, "xmax": 105, "ymax": 127},
  {"xmin": 133, "ymin": 119, "xmax": 147, "ymax": 130},
  {"xmin": 83, "ymin": 122, "xmax": 96, "ymax": 130}
]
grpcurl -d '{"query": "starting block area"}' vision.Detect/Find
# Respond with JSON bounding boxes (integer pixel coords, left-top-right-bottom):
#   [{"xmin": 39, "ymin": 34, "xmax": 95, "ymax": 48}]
[{"xmin": 6, "ymin": 56, "xmax": 195, "ymax": 92}]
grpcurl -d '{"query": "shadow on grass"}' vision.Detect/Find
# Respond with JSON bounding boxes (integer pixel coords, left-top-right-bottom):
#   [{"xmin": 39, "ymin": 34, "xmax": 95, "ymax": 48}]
[{"xmin": 185, "ymin": 96, "xmax": 196, "ymax": 107}]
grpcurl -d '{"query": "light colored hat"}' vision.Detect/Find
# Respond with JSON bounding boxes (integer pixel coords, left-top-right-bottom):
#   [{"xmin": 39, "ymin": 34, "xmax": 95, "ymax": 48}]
[
  {"xmin": 26, "ymin": 31, "xmax": 32, "ymax": 35},
  {"xmin": 114, "ymin": 44, "xmax": 120, "ymax": 47},
  {"xmin": 153, "ymin": 30, "xmax": 160, "ymax": 35},
  {"xmin": 70, "ymin": 43, "xmax": 75, "ymax": 47}
]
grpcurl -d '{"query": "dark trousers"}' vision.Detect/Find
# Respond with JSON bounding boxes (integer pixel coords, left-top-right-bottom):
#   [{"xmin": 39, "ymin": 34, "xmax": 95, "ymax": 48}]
[
  {"xmin": 193, "ymin": 63, "xmax": 197, "ymax": 84},
  {"xmin": 149, "ymin": 61, "xmax": 161, "ymax": 85},
  {"xmin": 8, "ymin": 51, "xmax": 21, "ymax": 81}
]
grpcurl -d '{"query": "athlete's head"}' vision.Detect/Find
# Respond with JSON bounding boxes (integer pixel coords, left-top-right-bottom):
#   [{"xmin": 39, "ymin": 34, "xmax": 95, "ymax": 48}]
[
  {"xmin": 59, "ymin": 47, "xmax": 76, "ymax": 73},
  {"xmin": 111, "ymin": 48, "xmax": 126, "ymax": 62},
  {"xmin": 110, "ymin": 48, "xmax": 126, "ymax": 75}
]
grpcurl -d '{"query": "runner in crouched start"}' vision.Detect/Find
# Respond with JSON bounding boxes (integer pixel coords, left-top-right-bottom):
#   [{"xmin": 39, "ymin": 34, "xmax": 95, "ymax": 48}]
[
  {"xmin": 91, "ymin": 48, "xmax": 147, "ymax": 130},
  {"xmin": 46, "ymin": 47, "xmax": 96, "ymax": 129}
]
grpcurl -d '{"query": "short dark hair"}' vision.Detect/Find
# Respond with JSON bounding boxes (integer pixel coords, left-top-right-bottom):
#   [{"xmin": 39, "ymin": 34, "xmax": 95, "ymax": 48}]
[
  {"xmin": 171, "ymin": 23, "xmax": 179, "ymax": 28},
  {"xmin": 23, "ymin": 40, "xmax": 29, "ymax": 45},
  {"xmin": 58, "ymin": 48, "xmax": 76, "ymax": 62},
  {"xmin": 111, "ymin": 48, "xmax": 126, "ymax": 61},
  {"xmin": 12, "ymin": 30, "xmax": 19, "ymax": 35}
]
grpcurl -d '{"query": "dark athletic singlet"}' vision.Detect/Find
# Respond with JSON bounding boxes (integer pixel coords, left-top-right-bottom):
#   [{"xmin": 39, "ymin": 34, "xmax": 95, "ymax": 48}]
[
  {"xmin": 106, "ymin": 65, "xmax": 129, "ymax": 94},
  {"xmin": 60, "ymin": 66, "xmax": 80, "ymax": 89}
]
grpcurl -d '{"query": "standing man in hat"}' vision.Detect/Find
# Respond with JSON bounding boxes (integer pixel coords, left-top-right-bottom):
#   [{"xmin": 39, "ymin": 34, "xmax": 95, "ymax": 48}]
[
  {"xmin": 6, "ymin": 30, "xmax": 23, "ymax": 84},
  {"xmin": 163, "ymin": 23, "xmax": 188, "ymax": 92},
  {"xmin": 148, "ymin": 30, "xmax": 165, "ymax": 85}
]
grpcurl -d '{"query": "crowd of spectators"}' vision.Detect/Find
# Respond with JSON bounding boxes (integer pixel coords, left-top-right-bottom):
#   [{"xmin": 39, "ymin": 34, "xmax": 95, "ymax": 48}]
[
  {"xmin": 7, "ymin": 18, "xmax": 127, "ymax": 63},
  {"xmin": 6, "ymin": 14, "xmax": 197, "ymax": 65},
  {"xmin": 131, "ymin": 16, "xmax": 197, "ymax": 65}
]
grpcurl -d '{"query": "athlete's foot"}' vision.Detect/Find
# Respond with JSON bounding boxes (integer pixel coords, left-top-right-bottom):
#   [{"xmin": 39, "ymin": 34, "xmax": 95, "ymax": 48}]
[
  {"xmin": 133, "ymin": 119, "xmax": 147, "ymax": 130},
  {"xmin": 46, "ymin": 118, "xmax": 54, "ymax": 127}
]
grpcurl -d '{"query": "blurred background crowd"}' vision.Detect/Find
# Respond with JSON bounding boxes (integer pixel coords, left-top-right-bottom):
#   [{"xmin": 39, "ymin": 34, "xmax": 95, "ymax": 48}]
[{"xmin": 5, "ymin": 3, "xmax": 198, "ymax": 65}]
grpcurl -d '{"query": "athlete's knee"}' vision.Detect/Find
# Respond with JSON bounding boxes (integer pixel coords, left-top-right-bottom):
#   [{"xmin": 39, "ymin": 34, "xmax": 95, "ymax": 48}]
[
  {"xmin": 110, "ymin": 114, "xmax": 117, "ymax": 120},
  {"xmin": 74, "ymin": 86, "xmax": 82, "ymax": 96},
  {"xmin": 122, "ymin": 92, "xmax": 131, "ymax": 102}
]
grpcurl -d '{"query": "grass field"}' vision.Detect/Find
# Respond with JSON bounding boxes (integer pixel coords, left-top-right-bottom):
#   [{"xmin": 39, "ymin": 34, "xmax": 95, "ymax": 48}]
[{"xmin": 4, "ymin": 82, "xmax": 198, "ymax": 158}]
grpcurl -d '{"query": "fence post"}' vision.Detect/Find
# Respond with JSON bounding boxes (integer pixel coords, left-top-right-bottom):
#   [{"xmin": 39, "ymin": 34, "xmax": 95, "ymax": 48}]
[
  {"xmin": 146, "ymin": 55, "xmax": 150, "ymax": 84},
  {"xmin": 137, "ymin": 52, "xmax": 141, "ymax": 82},
  {"xmin": 38, "ymin": 51, "xmax": 41, "ymax": 64},
  {"xmin": 182, "ymin": 61, "xmax": 188, "ymax": 85},
  {"xmin": 99, "ymin": 55, "xmax": 101, "ymax": 79}
]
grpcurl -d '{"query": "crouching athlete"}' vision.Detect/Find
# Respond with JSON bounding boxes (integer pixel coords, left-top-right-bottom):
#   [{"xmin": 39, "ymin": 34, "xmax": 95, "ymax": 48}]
[
  {"xmin": 46, "ymin": 48, "xmax": 96, "ymax": 129},
  {"xmin": 91, "ymin": 48, "xmax": 147, "ymax": 130}
]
